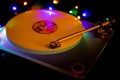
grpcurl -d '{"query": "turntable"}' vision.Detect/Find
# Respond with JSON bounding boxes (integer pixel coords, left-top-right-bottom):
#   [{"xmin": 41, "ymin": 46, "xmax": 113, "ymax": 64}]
[{"xmin": 0, "ymin": 9, "xmax": 114, "ymax": 79}]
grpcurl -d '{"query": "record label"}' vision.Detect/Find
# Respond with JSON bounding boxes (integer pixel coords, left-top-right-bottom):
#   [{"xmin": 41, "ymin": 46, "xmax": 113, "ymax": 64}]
[{"xmin": 32, "ymin": 20, "xmax": 58, "ymax": 34}]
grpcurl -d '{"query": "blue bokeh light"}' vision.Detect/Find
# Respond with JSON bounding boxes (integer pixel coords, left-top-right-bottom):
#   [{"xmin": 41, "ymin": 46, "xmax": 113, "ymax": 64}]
[
  {"xmin": 11, "ymin": 5, "xmax": 18, "ymax": 11},
  {"xmin": 47, "ymin": 5, "xmax": 55, "ymax": 10},
  {"xmin": 81, "ymin": 10, "xmax": 91, "ymax": 18},
  {"xmin": 48, "ymin": 6, "xmax": 53, "ymax": 10},
  {"xmin": 0, "ymin": 24, "xmax": 2, "ymax": 28}
]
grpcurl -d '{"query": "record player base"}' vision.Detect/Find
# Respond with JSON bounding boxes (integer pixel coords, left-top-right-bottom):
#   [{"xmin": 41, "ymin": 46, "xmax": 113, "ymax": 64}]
[{"xmin": 0, "ymin": 20, "xmax": 110, "ymax": 80}]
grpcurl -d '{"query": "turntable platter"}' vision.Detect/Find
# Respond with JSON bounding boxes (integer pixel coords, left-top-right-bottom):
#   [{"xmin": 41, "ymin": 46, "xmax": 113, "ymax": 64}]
[{"xmin": 5, "ymin": 9, "xmax": 84, "ymax": 54}]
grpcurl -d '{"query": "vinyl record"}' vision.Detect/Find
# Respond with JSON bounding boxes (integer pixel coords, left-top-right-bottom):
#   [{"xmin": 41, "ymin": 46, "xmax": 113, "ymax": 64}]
[{"xmin": 5, "ymin": 9, "xmax": 84, "ymax": 54}]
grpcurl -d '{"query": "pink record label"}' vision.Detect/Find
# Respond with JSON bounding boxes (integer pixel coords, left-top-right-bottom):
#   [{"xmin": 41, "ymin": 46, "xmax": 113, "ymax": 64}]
[{"xmin": 32, "ymin": 20, "xmax": 58, "ymax": 34}]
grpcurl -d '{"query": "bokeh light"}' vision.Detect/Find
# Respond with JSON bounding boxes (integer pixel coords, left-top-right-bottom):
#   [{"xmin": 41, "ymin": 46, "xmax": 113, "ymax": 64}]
[
  {"xmin": 53, "ymin": 0, "xmax": 59, "ymax": 4},
  {"xmin": 11, "ymin": 5, "xmax": 18, "ymax": 11},
  {"xmin": 77, "ymin": 16, "xmax": 81, "ymax": 19},
  {"xmin": 75, "ymin": 5, "xmax": 79, "ymax": 9},
  {"xmin": 69, "ymin": 10, "xmax": 73, "ymax": 14},
  {"xmin": 81, "ymin": 10, "xmax": 91, "ymax": 18},
  {"xmin": 23, "ymin": 1, "xmax": 28, "ymax": 6},
  {"xmin": 0, "ymin": 24, "xmax": 2, "ymax": 28}
]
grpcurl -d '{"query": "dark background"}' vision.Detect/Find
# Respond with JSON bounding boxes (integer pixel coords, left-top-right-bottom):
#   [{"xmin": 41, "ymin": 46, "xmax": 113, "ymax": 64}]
[{"xmin": 0, "ymin": 0, "xmax": 119, "ymax": 80}]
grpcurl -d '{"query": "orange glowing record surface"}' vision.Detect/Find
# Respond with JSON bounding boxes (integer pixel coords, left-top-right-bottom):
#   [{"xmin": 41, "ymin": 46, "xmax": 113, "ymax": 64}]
[{"xmin": 5, "ymin": 9, "xmax": 84, "ymax": 54}]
